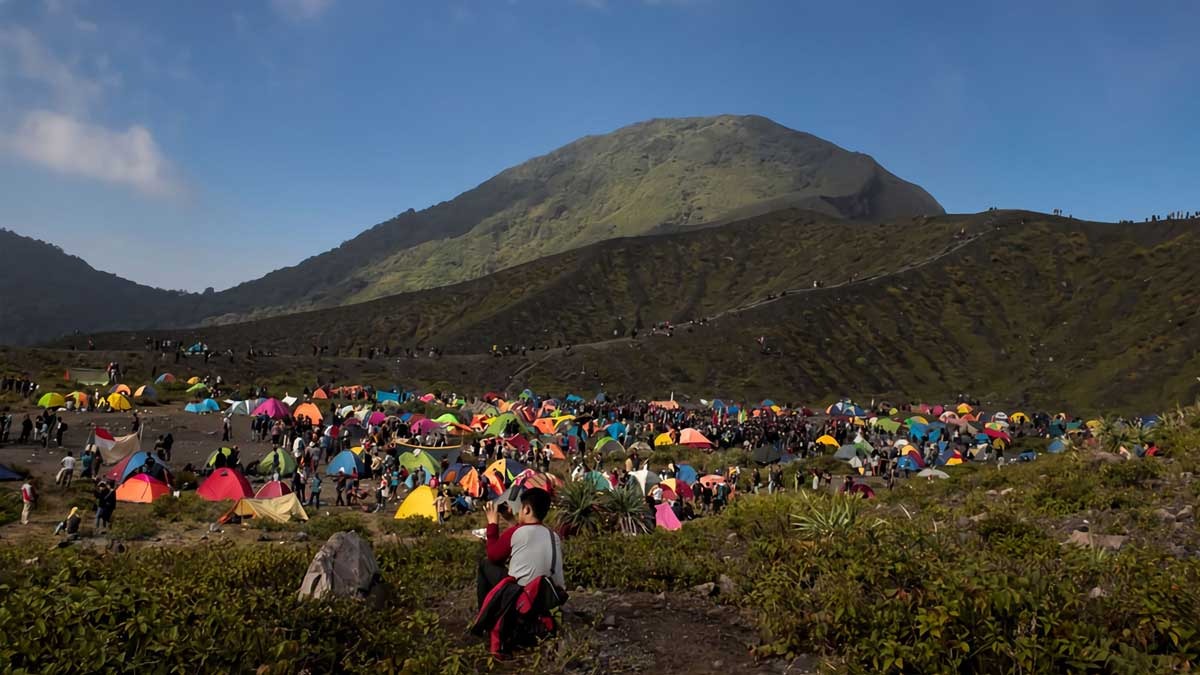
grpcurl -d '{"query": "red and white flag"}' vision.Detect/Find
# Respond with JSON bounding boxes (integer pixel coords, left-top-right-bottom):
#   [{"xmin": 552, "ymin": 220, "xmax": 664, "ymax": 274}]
[{"xmin": 91, "ymin": 428, "xmax": 140, "ymax": 464}]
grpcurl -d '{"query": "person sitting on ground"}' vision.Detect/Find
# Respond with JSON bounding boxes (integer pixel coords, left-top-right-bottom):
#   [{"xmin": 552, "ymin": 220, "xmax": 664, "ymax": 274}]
[
  {"xmin": 472, "ymin": 488, "xmax": 567, "ymax": 657},
  {"xmin": 53, "ymin": 506, "xmax": 82, "ymax": 538}
]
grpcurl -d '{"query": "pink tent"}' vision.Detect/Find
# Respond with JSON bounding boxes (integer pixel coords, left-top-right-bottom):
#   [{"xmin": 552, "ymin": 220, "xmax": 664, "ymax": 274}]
[
  {"xmin": 254, "ymin": 480, "xmax": 292, "ymax": 499},
  {"xmin": 655, "ymin": 503, "xmax": 681, "ymax": 531},
  {"xmin": 419, "ymin": 393, "xmax": 436, "ymax": 403},
  {"xmin": 252, "ymin": 398, "xmax": 290, "ymax": 419},
  {"xmin": 366, "ymin": 411, "xmax": 387, "ymax": 426},
  {"xmin": 410, "ymin": 418, "xmax": 444, "ymax": 435},
  {"xmin": 678, "ymin": 428, "xmax": 714, "ymax": 449}
]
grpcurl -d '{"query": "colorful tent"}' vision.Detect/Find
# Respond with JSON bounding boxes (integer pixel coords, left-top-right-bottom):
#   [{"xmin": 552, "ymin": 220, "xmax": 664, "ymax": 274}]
[
  {"xmin": 254, "ymin": 480, "xmax": 292, "ymax": 498},
  {"xmin": 105, "ymin": 451, "xmax": 165, "ymax": 484},
  {"xmin": 252, "ymin": 398, "xmax": 290, "ymax": 419},
  {"xmin": 205, "ymin": 447, "xmax": 235, "ymax": 468},
  {"xmin": 311, "ymin": 388, "xmax": 328, "ymax": 400},
  {"xmin": 134, "ymin": 385, "xmax": 157, "ymax": 400},
  {"xmin": 110, "ymin": 384, "xmax": 132, "ymax": 396},
  {"xmin": 675, "ymin": 464, "xmax": 699, "ymax": 485},
  {"xmin": 593, "ymin": 436, "xmax": 625, "ymax": 454},
  {"xmin": 197, "ymin": 468, "xmax": 254, "ymax": 502},
  {"xmin": 484, "ymin": 458, "xmax": 528, "ymax": 486},
  {"xmin": 65, "ymin": 391, "xmax": 89, "ymax": 407},
  {"xmin": 655, "ymin": 503, "xmax": 682, "ymax": 531},
  {"xmin": 257, "ymin": 448, "xmax": 297, "ymax": 477},
  {"xmin": 629, "ymin": 468, "xmax": 661, "ymax": 493},
  {"xmin": 678, "ymin": 428, "xmax": 714, "ymax": 449},
  {"xmin": 116, "ymin": 474, "xmax": 170, "ymax": 503},
  {"xmin": 106, "ymin": 393, "xmax": 132, "ymax": 411},
  {"xmin": 221, "ymin": 494, "xmax": 308, "ymax": 524},
  {"xmin": 394, "ymin": 485, "xmax": 437, "ymax": 521},
  {"xmin": 293, "ymin": 402, "xmax": 324, "ymax": 424},
  {"xmin": 326, "ymin": 450, "xmax": 366, "ymax": 477},
  {"xmin": 582, "ymin": 470, "xmax": 612, "ymax": 492},
  {"xmin": 155, "ymin": 373, "xmax": 175, "ymax": 384},
  {"xmin": 37, "ymin": 392, "xmax": 66, "ymax": 408},
  {"xmin": 659, "ymin": 477, "xmax": 694, "ymax": 501},
  {"xmin": 398, "ymin": 451, "xmax": 440, "ymax": 478}
]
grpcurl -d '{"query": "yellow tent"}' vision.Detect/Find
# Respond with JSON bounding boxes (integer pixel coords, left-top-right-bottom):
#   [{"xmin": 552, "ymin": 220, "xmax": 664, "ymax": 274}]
[
  {"xmin": 351, "ymin": 445, "xmax": 365, "ymax": 455},
  {"xmin": 945, "ymin": 457, "xmax": 963, "ymax": 466},
  {"xmin": 816, "ymin": 435, "xmax": 838, "ymax": 448},
  {"xmin": 956, "ymin": 403, "xmax": 973, "ymax": 414},
  {"xmin": 909, "ymin": 415, "xmax": 929, "ymax": 425},
  {"xmin": 394, "ymin": 485, "xmax": 437, "ymax": 521},
  {"xmin": 653, "ymin": 432, "xmax": 675, "ymax": 447},
  {"xmin": 220, "ymin": 494, "xmax": 309, "ymax": 524},
  {"xmin": 106, "ymin": 393, "xmax": 132, "ymax": 411},
  {"xmin": 187, "ymin": 376, "xmax": 202, "ymax": 385},
  {"xmin": 1085, "ymin": 419, "xmax": 1102, "ymax": 430},
  {"xmin": 38, "ymin": 392, "xmax": 66, "ymax": 408},
  {"xmin": 1010, "ymin": 412, "xmax": 1031, "ymax": 424}
]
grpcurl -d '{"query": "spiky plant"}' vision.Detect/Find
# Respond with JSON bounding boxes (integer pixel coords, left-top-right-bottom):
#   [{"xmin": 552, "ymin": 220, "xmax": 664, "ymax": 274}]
[
  {"xmin": 603, "ymin": 485, "xmax": 651, "ymax": 535},
  {"xmin": 791, "ymin": 492, "xmax": 884, "ymax": 540},
  {"xmin": 1094, "ymin": 417, "xmax": 1129, "ymax": 454},
  {"xmin": 551, "ymin": 479, "xmax": 602, "ymax": 537}
]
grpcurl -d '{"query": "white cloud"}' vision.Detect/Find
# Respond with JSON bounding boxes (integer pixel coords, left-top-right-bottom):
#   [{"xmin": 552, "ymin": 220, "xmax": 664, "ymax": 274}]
[
  {"xmin": 0, "ymin": 25, "xmax": 106, "ymax": 112},
  {"xmin": 5, "ymin": 110, "xmax": 182, "ymax": 197},
  {"xmin": 270, "ymin": 0, "xmax": 334, "ymax": 21}
]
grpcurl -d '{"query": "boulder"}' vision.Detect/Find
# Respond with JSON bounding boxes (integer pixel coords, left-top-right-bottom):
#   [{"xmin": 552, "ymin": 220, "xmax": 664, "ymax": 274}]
[
  {"xmin": 297, "ymin": 531, "xmax": 380, "ymax": 600},
  {"xmin": 1177, "ymin": 505, "xmax": 1193, "ymax": 521},
  {"xmin": 1154, "ymin": 508, "xmax": 1176, "ymax": 523},
  {"xmin": 1065, "ymin": 530, "xmax": 1126, "ymax": 551},
  {"xmin": 718, "ymin": 574, "xmax": 737, "ymax": 598},
  {"xmin": 692, "ymin": 582, "xmax": 716, "ymax": 597}
]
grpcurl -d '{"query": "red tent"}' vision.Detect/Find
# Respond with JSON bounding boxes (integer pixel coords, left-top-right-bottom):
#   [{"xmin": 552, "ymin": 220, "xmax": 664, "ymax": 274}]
[
  {"xmin": 254, "ymin": 480, "xmax": 292, "ymax": 499},
  {"xmin": 197, "ymin": 468, "xmax": 254, "ymax": 502},
  {"xmin": 678, "ymin": 428, "xmax": 714, "ymax": 449}
]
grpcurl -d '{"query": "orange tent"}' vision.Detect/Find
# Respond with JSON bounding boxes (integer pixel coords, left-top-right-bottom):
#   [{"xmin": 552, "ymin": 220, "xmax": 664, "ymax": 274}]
[
  {"xmin": 111, "ymin": 384, "xmax": 131, "ymax": 396},
  {"xmin": 534, "ymin": 418, "xmax": 558, "ymax": 435},
  {"xmin": 311, "ymin": 388, "xmax": 328, "ymax": 400},
  {"xmin": 679, "ymin": 428, "xmax": 714, "ymax": 449},
  {"xmin": 547, "ymin": 444, "xmax": 566, "ymax": 460},
  {"xmin": 116, "ymin": 474, "xmax": 170, "ymax": 503},
  {"xmin": 650, "ymin": 400, "xmax": 680, "ymax": 410},
  {"xmin": 293, "ymin": 402, "xmax": 324, "ymax": 424},
  {"xmin": 458, "ymin": 467, "xmax": 481, "ymax": 497}
]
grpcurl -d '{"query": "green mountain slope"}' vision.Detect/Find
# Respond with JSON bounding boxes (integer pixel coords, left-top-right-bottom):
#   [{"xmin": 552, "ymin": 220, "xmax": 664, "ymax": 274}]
[{"xmin": 200, "ymin": 114, "xmax": 944, "ymax": 321}]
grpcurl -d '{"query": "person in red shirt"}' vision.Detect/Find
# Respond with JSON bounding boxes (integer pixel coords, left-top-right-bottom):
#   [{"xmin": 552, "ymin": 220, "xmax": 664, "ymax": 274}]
[{"xmin": 476, "ymin": 488, "xmax": 564, "ymax": 608}]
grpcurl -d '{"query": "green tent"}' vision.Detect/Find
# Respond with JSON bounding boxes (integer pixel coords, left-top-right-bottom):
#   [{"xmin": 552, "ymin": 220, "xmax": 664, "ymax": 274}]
[
  {"xmin": 187, "ymin": 382, "xmax": 209, "ymax": 394},
  {"xmin": 398, "ymin": 451, "xmax": 440, "ymax": 477},
  {"xmin": 257, "ymin": 448, "xmax": 297, "ymax": 477},
  {"xmin": 434, "ymin": 412, "xmax": 462, "ymax": 425},
  {"xmin": 583, "ymin": 470, "xmax": 612, "ymax": 492},
  {"xmin": 205, "ymin": 447, "xmax": 235, "ymax": 467},
  {"xmin": 594, "ymin": 436, "xmax": 625, "ymax": 454},
  {"xmin": 484, "ymin": 412, "xmax": 531, "ymax": 438},
  {"xmin": 876, "ymin": 418, "xmax": 902, "ymax": 434}
]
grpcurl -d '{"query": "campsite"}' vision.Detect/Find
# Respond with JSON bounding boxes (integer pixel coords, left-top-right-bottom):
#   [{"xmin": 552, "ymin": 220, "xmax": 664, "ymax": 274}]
[
  {"xmin": 0, "ymin": 364, "xmax": 1198, "ymax": 673},
  {"xmin": 3, "ymin": 2, "xmax": 1200, "ymax": 672}
]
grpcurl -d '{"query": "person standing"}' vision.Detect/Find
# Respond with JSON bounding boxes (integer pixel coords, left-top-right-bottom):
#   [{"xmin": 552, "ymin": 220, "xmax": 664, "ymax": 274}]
[
  {"xmin": 221, "ymin": 415, "xmax": 232, "ymax": 442},
  {"xmin": 56, "ymin": 452, "xmax": 75, "ymax": 489},
  {"xmin": 19, "ymin": 414, "xmax": 32, "ymax": 444},
  {"xmin": 94, "ymin": 482, "xmax": 116, "ymax": 534},
  {"xmin": 55, "ymin": 419, "xmax": 68, "ymax": 448},
  {"xmin": 20, "ymin": 478, "xmax": 37, "ymax": 524},
  {"xmin": 308, "ymin": 472, "xmax": 322, "ymax": 508}
]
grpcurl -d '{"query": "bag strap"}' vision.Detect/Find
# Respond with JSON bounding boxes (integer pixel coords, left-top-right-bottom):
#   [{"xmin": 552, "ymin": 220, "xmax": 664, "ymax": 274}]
[{"xmin": 544, "ymin": 525, "xmax": 559, "ymax": 581}]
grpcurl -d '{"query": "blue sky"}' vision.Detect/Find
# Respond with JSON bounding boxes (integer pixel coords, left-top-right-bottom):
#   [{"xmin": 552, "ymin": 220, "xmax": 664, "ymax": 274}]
[{"xmin": 1, "ymin": 0, "xmax": 1197, "ymax": 291}]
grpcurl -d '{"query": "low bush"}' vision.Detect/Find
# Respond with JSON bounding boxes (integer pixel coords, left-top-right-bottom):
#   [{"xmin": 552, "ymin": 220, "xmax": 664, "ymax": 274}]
[
  {"xmin": 151, "ymin": 493, "xmax": 224, "ymax": 523},
  {"xmin": 302, "ymin": 511, "xmax": 368, "ymax": 541}
]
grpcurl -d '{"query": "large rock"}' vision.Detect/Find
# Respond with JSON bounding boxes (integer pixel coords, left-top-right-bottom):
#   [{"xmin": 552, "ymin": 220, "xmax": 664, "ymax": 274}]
[
  {"xmin": 1065, "ymin": 530, "xmax": 1127, "ymax": 551},
  {"xmin": 297, "ymin": 531, "xmax": 380, "ymax": 600}
]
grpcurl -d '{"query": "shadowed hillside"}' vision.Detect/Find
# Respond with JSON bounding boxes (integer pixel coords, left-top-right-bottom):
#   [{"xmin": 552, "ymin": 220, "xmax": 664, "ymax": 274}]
[{"xmin": 57, "ymin": 210, "xmax": 1200, "ymax": 412}]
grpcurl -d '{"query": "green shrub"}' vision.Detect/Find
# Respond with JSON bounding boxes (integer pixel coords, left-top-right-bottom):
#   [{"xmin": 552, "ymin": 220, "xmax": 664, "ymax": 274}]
[
  {"xmin": 302, "ymin": 511, "xmax": 368, "ymax": 541},
  {"xmin": 151, "ymin": 493, "xmax": 224, "ymax": 523},
  {"xmin": 110, "ymin": 509, "xmax": 159, "ymax": 540},
  {"xmin": 1100, "ymin": 459, "xmax": 1162, "ymax": 488},
  {"xmin": 379, "ymin": 516, "xmax": 441, "ymax": 538}
]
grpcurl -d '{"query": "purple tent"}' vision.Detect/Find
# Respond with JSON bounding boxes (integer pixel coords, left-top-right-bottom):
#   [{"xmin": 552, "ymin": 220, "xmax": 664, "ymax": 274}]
[{"xmin": 252, "ymin": 398, "xmax": 290, "ymax": 419}]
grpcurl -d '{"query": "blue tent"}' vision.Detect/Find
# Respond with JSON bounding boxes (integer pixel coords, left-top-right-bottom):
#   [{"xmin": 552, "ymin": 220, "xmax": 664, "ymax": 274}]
[
  {"xmin": 187, "ymin": 342, "xmax": 205, "ymax": 353},
  {"xmin": 154, "ymin": 373, "xmax": 172, "ymax": 384},
  {"xmin": 326, "ymin": 450, "xmax": 366, "ymax": 476},
  {"xmin": 711, "ymin": 399, "xmax": 726, "ymax": 411},
  {"xmin": 442, "ymin": 462, "xmax": 471, "ymax": 482},
  {"xmin": 117, "ymin": 452, "xmax": 155, "ymax": 483},
  {"xmin": 594, "ymin": 392, "xmax": 606, "ymax": 403},
  {"xmin": 675, "ymin": 464, "xmax": 698, "ymax": 485},
  {"xmin": 1047, "ymin": 439, "xmax": 1067, "ymax": 454},
  {"xmin": 565, "ymin": 394, "xmax": 583, "ymax": 403},
  {"xmin": 928, "ymin": 428, "xmax": 943, "ymax": 443},
  {"xmin": 760, "ymin": 399, "xmax": 775, "ymax": 407},
  {"xmin": 908, "ymin": 422, "xmax": 929, "ymax": 441},
  {"xmin": 184, "ymin": 402, "xmax": 206, "ymax": 414},
  {"xmin": 0, "ymin": 465, "xmax": 22, "ymax": 481},
  {"xmin": 376, "ymin": 390, "xmax": 400, "ymax": 404},
  {"xmin": 1018, "ymin": 451, "xmax": 1038, "ymax": 462},
  {"xmin": 897, "ymin": 456, "xmax": 921, "ymax": 472},
  {"xmin": 186, "ymin": 399, "xmax": 220, "ymax": 414},
  {"xmin": 607, "ymin": 422, "xmax": 627, "ymax": 439},
  {"xmin": 1139, "ymin": 416, "xmax": 1160, "ymax": 428}
]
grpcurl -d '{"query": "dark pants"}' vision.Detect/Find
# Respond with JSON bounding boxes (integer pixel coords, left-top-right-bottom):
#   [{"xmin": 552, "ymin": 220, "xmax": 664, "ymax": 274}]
[{"xmin": 477, "ymin": 558, "xmax": 508, "ymax": 608}]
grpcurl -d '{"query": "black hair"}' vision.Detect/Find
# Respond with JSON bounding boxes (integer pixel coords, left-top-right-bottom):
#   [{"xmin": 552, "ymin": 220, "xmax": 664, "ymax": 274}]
[{"xmin": 520, "ymin": 487, "xmax": 552, "ymax": 521}]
